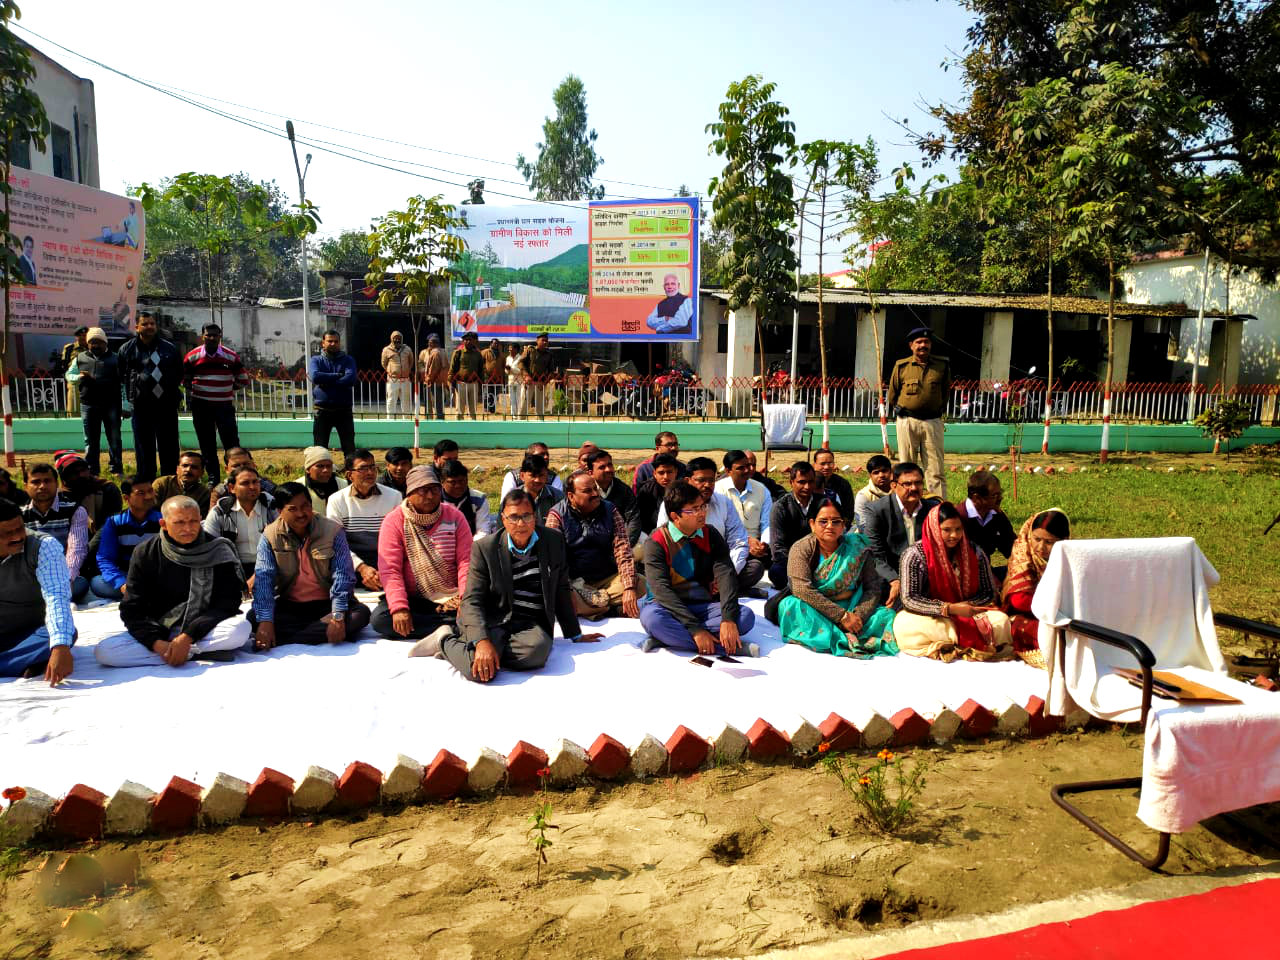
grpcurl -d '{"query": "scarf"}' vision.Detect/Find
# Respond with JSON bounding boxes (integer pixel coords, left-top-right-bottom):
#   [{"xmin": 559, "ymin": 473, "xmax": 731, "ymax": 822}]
[
  {"xmin": 158, "ymin": 532, "xmax": 243, "ymax": 633},
  {"xmin": 401, "ymin": 499, "xmax": 455, "ymax": 601},
  {"xmin": 1002, "ymin": 507, "xmax": 1068, "ymax": 606},
  {"xmin": 858, "ymin": 480, "xmax": 889, "ymax": 504},
  {"xmin": 920, "ymin": 502, "xmax": 985, "ymax": 650},
  {"xmin": 305, "ymin": 474, "xmax": 340, "ymax": 501}
]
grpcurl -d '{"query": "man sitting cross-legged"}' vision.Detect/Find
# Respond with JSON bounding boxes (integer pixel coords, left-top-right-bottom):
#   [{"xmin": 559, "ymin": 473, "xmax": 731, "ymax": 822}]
[
  {"xmin": 207, "ymin": 447, "xmax": 276, "ymax": 509},
  {"xmin": 443, "ymin": 490, "xmax": 599, "ymax": 682},
  {"xmin": 326, "ymin": 448, "xmax": 402, "ymax": 592},
  {"xmin": 863, "ymin": 460, "xmax": 942, "ymax": 609},
  {"xmin": 439, "ymin": 458, "xmax": 494, "ymax": 539},
  {"xmin": 517, "ymin": 453, "xmax": 564, "ymax": 522},
  {"xmin": 153, "ymin": 450, "xmax": 211, "ymax": 515},
  {"xmin": 0, "ymin": 498, "xmax": 77, "ymax": 684},
  {"xmin": 715, "ymin": 450, "xmax": 774, "ymax": 594},
  {"xmin": 639, "ymin": 482, "xmax": 758, "ymax": 657},
  {"xmin": 91, "ymin": 475, "xmax": 161, "ymax": 601},
  {"xmin": 250, "ymin": 482, "xmax": 372, "ymax": 649},
  {"xmin": 95, "ymin": 496, "xmax": 251, "ymax": 668},
  {"xmin": 22, "ymin": 461, "xmax": 91, "ymax": 602},
  {"xmin": 656, "ymin": 456, "xmax": 756, "ymax": 593},
  {"xmin": 545, "ymin": 469, "xmax": 641, "ymax": 620},
  {"xmin": 585, "ymin": 448, "xmax": 640, "ymax": 547},
  {"xmin": 372, "ymin": 465, "xmax": 473, "ymax": 651},
  {"xmin": 853, "ymin": 454, "xmax": 893, "ymax": 534},
  {"xmin": 202, "ymin": 463, "xmax": 278, "ymax": 582},
  {"xmin": 768, "ymin": 461, "xmax": 823, "ymax": 589},
  {"xmin": 499, "ymin": 442, "xmax": 564, "ymax": 499}
]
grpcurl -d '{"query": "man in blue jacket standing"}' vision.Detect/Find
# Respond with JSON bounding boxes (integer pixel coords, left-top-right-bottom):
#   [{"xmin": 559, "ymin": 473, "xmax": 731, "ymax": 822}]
[{"xmin": 308, "ymin": 329, "xmax": 357, "ymax": 460}]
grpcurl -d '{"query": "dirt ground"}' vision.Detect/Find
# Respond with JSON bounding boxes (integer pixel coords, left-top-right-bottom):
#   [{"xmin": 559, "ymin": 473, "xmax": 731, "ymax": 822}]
[{"xmin": 3, "ymin": 730, "xmax": 1277, "ymax": 959}]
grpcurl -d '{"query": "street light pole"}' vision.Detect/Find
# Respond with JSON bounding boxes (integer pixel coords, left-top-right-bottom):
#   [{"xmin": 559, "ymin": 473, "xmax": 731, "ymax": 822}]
[{"xmin": 286, "ymin": 120, "xmax": 314, "ymax": 415}]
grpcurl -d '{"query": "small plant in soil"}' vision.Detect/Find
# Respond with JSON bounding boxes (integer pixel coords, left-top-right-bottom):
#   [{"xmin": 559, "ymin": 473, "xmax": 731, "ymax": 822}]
[
  {"xmin": 819, "ymin": 746, "xmax": 929, "ymax": 834},
  {"xmin": 527, "ymin": 768, "xmax": 558, "ymax": 884}
]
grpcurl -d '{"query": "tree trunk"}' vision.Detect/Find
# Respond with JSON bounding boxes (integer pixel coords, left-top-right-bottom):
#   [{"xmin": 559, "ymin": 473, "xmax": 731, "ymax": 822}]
[
  {"xmin": 1100, "ymin": 255, "xmax": 1115, "ymax": 464},
  {"xmin": 1, "ymin": 169, "xmax": 13, "ymax": 466},
  {"xmin": 1042, "ymin": 226, "xmax": 1054, "ymax": 455},
  {"xmin": 816, "ymin": 174, "xmax": 830, "ymax": 449}
]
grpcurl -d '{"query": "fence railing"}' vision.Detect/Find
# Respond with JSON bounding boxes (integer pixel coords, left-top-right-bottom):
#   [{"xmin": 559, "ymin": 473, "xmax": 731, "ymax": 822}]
[{"xmin": 11, "ymin": 372, "xmax": 1279, "ymax": 425}]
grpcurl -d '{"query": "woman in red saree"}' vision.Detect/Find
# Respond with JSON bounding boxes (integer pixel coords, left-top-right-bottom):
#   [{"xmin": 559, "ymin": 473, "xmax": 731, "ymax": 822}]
[
  {"xmin": 893, "ymin": 501, "xmax": 1013, "ymax": 661},
  {"xmin": 1001, "ymin": 508, "xmax": 1071, "ymax": 656}
]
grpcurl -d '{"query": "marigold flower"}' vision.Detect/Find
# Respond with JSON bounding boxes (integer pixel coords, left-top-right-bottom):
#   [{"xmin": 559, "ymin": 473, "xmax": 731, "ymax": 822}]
[
  {"xmin": 858, "ymin": 776, "xmax": 871, "ymax": 787},
  {"xmin": 3, "ymin": 786, "xmax": 27, "ymax": 804},
  {"xmin": 877, "ymin": 749, "xmax": 895, "ymax": 763},
  {"xmin": 817, "ymin": 742, "xmax": 831, "ymax": 754}
]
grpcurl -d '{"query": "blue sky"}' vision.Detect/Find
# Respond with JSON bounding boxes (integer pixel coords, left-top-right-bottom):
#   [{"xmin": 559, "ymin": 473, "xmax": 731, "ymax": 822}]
[{"xmin": 18, "ymin": 0, "xmax": 975, "ymax": 271}]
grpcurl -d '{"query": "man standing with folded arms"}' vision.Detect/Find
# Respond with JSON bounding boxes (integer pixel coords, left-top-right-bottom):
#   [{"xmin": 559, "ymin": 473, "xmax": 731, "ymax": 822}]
[
  {"xmin": 117, "ymin": 311, "xmax": 182, "ymax": 480},
  {"xmin": 887, "ymin": 326, "xmax": 950, "ymax": 499},
  {"xmin": 309, "ymin": 330, "xmax": 357, "ymax": 461}
]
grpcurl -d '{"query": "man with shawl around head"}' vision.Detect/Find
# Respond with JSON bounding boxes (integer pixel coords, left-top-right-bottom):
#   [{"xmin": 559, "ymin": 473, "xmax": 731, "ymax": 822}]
[
  {"xmin": 95, "ymin": 496, "xmax": 251, "ymax": 667},
  {"xmin": 893, "ymin": 501, "xmax": 1013, "ymax": 661}
]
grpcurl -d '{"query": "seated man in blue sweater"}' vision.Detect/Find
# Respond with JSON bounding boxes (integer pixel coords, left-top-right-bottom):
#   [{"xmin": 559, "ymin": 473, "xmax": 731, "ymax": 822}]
[
  {"xmin": 308, "ymin": 330, "xmax": 357, "ymax": 461},
  {"xmin": 90, "ymin": 475, "xmax": 161, "ymax": 600}
]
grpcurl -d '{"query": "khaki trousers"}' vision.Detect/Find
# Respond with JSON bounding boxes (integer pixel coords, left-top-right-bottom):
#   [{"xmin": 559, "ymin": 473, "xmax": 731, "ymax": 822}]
[
  {"xmin": 896, "ymin": 415, "xmax": 946, "ymax": 498},
  {"xmin": 573, "ymin": 571, "xmax": 644, "ymax": 620}
]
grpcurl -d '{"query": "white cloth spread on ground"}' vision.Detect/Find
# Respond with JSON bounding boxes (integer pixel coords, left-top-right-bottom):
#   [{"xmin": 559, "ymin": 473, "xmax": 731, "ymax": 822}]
[
  {"xmin": 1031, "ymin": 537, "xmax": 1280, "ymax": 834},
  {"xmin": 0, "ymin": 595, "xmax": 1051, "ymax": 800}
]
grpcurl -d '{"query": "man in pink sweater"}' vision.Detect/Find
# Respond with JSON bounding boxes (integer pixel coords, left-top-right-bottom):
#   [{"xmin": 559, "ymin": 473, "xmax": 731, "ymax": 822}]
[{"xmin": 372, "ymin": 464, "xmax": 472, "ymax": 655}]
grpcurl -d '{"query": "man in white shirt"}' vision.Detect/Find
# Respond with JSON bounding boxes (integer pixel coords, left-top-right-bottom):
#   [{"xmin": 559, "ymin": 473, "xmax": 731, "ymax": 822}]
[
  {"xmin": 655, "ymin": 456, "xmax": 753, "ymax": 589},
  {"xmin": 202, "ymin": 464, "xmax": 277, "ymax": 584},
  {"xmin": 327, "ymin": 448, "xmax": 403, "ymax": 591},
  {"xmin": 714, "ymin": 449, "xmax": 771, "ymax": 595}
]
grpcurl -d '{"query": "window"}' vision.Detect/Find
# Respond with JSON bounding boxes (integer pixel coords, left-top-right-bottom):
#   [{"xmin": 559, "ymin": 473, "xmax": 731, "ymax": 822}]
[
  {"xmin": 5, "ymin": 133, "xmax": 30, "ymax": 170},
  {"xmin": 50, "ymin": 124, "xmax": 74, "ymax": 181},
  {"xmin": 716, "ymin": 322, "xmax": 728, "ymax": 353}
]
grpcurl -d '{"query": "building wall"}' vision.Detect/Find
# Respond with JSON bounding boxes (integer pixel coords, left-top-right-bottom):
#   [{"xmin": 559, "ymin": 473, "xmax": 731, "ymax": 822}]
[
  {"xmin": 1123, "ymin": 255, "xmax": 1279, "ymax": 385},
  {"xmin": 19, "ymin": 44, "xmax": 99, "ymax": 187},
  {"xmin": 138, "ymin": 301, "xmax": 311, "ymax": 370}
]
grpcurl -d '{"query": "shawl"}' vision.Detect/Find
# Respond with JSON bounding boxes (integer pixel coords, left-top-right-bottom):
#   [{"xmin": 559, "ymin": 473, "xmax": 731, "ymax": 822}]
[
  {"xmin": 158, "ymin": 532, "xmax": 243, "ymax": 633},
  {"xmin": 401, "ymin": 499, "xmax": 454, "ymax": 601},
  {"xmin": 1002, "ymin": 508, "xmax": 1068, "ymax": 606},
  {"xmin": 305, "ymin": 474, "xmax": 341, "ymax": 501},
  {"xmin": 920, "ymin": 502, "xmax": 984, "ymax": 650},
  {"xmin": 857, "ymin": 480, "xmax": 889, "ymax": 505}
]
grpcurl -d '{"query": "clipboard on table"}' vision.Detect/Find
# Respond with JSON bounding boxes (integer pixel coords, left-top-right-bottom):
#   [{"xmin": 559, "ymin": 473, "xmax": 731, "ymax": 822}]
[{"xmin": 1114, "ymin": 668, "xmax": 1242, "ymax": 704}]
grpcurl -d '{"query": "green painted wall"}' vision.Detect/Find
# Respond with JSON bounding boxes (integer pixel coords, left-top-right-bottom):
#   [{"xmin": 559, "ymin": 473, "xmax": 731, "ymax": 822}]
[{"xmin": 14, "ymin": 416, "xmax": 1280, "ymax": 457}]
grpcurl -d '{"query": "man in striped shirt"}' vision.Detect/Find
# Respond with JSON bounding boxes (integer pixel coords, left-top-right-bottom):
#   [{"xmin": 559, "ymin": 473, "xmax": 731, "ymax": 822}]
[
  {"xmin": 327, "ymin": 448, "xmax": 402, "ymax": 591},
  {"xmin": 182, "ymin": 324, "xmax": 249, "ymax": 484}
]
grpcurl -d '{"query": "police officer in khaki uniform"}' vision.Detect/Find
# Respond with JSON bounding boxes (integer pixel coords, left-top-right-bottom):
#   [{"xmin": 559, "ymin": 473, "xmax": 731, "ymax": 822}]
[{"xmin": 887, "ymin": 327, "xmax": 950, "ymax": 498}]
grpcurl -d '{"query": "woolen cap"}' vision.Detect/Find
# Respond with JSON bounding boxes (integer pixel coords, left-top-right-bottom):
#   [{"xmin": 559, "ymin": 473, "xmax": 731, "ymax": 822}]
[
  {"xmin": 385, "ymin": 446, "xmax": 412, "ymax": 465},
  {"xmin": 86, "ymin": 327, "xmax": 108, "ymax": 344},
  {"xmin": 907, "ymin": 326, "xmax": 933, "ymax": 342},
  {"xmin": 405, "ymin": 464, "xmax": 441, "ymax": 495},
  {"xmin": 303, "ymin": 446, "xmax": 334, "ymax": 470}
]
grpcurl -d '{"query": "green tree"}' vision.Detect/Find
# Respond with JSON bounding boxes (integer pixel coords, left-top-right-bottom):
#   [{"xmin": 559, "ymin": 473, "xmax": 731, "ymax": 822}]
[
  {"xmin": 706, "ymin": 74, "xmax": 798, "ymax": 376},
  {"xmin": 312, "ymin": 229, "xmax": 371, "ymax": 273},
  {"xmin": 516, "ymin": 75, "xmax": 605, "ymax": 201},
  {"xmin": 1, "ymin": 0, "xmax": 49, "ymax": 464},
  {"xmin": 365, "ymin": 194, "xmax": 466, "ymax": 447}
]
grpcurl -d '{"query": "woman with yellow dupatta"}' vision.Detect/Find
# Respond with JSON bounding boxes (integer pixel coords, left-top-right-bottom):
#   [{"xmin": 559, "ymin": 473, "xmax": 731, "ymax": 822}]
[{"xmin": 1001, "ymin": 508, "xmax": 1071, "ymax": 656}]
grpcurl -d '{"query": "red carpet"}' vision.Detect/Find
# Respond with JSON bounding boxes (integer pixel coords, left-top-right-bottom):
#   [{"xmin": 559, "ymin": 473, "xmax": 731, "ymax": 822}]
[{"xmin": 874, "ymin": 877, "xmax": 1279, "ymax": 959}]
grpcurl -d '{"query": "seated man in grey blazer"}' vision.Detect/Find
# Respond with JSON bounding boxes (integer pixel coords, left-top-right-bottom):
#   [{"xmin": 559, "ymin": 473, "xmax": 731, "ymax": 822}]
[
  {"xmin": 863, "ymin": 461, "xmax": 941, "ymax": 609},
  {"xmin": 443, "ymin": 489, "xmax": 601, "ymax": 683}
]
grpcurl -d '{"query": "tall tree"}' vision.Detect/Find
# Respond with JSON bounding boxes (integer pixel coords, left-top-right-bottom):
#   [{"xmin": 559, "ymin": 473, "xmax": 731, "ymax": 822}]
[
  {"xmin": 0, "ymin": 0, "xmax": 49, "ymax": 465},
  {"xmin": 365, "ymin": 194, "xmax": 466, "ymax": 451},
  {"xmin": 706, "ymin": 74, "xmax": 798, "ymax": 379},
  {"xmin": 312, "ymin": 229, "xmax": 371, "ymax": 273},
  {"xmin": 516, "ymin": 75, "xmax": 605, "ymax": 201}
]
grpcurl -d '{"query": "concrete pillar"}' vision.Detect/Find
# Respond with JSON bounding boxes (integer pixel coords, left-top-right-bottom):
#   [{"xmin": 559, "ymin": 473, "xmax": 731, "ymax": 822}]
[
  {"xmin": 855, "ymin": 307, "xmax": 887, "ymax": 385},
  {"xmin": 724, "ymin": 303, "xmax": 757, "ymax": 417},
  {"xmin": 1207, "ymin": 319, "xmax": 1243, "ymax": 389},
  {"xmin": 1099, "ymin": 317, "xmax": 1134, "ymax": 383},
  {"xmin": 979, "ymin": 310, "xmax": 1014, "ymax": 382}
]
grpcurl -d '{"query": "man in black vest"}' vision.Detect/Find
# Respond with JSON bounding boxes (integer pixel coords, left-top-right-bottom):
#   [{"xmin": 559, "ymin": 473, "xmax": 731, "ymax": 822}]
[
  {"xmin": 117, "ymin": 311, "xmax": 183, "ymax": 480},
  {"xmin": 22, "ymin": 461, "xmax": 91, "ymax": 602},
  {"xmin": 0, "ymin": 499, "xmax": 77, "ymax": 683},
  {"xmin": 645, "ymin": 273, "xmax": 692, "ymax": 334},
  {"xmin": 586, "ymin": 448, "xmax": 640, "ymax": 547},
  {"xmin": 545, "ymin": 470, "xmax": 641, "ymax": 620}
]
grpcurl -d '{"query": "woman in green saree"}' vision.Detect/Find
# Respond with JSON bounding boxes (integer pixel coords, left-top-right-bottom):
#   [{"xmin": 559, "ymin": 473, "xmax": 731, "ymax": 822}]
[{"xmin": 777, "ymin": 499, "xmax": 898, "ymax": 658}]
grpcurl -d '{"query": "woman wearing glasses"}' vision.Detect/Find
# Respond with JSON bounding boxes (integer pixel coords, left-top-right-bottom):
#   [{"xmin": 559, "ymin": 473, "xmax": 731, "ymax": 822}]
[{"xmin": 776, "ymin": 499, "xmax": 898, "ymax": 658}]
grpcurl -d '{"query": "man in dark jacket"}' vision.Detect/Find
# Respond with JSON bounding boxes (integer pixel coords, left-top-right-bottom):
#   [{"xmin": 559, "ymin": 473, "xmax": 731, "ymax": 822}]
[
  {"xmin": 117, "ymin": 312, "xmax": 183, "ymax": 479},
  {"xmin": 94, "ymin": 496, "xmax": 250, "ymax": 667},
  {"xmin": 308, "ymin": 329, "xmax": 357, "ymax": 460},
  {"xmin": 76, "ymin": 327, "xmax": 123, "ymax": 476},
  {"xmin": 586, "ymin": 448, "xmax": 640, "ymax": 547},
  {"xmin": 443, "ymin": 489, "xmax": 597, "ymax": 683},
  {"xmin": 961, "ymin": 470, "xmax": 1015, "ymax": 583},
  {"xmin": 863, "ymin": 461, "xmax": 941, "ymax": 609},
  {"xmin": 768, "ymin": 461, "xmax": 823, "ymax": 589},
  {"xmin": 379, "ymin": 447, "xmax": 413, "ymax": 495},
  {"xmin": 90, "ymin": 475, "xmax": 160, "ymax": 600},
  {"xmin": 813, "ymin": 449, "xmax": 855, "ymax": 527}
]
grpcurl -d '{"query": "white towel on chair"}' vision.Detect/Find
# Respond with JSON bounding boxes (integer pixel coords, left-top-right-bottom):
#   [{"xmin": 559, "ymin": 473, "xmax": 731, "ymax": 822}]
[
  {"xmin": 762, "ymin": 404, "xmax": 807, "ymax": 446},
  {"xmin": 1031, "ymin": 537, "xmax": 1223, "ymax": 722}
]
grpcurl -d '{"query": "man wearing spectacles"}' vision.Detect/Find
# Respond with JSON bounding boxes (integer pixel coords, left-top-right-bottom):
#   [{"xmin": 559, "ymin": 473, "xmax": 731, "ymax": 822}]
[
  {"xmin": 639, "ymin": 482, "xmax": 758, "ymax": 657},
  {"xmin": 444, "ymin": 489, "xmax": 600, "ymax": 683},
  {"xmin": 326, "ymin": 448, "xmax": 403, "ymax": 591}
]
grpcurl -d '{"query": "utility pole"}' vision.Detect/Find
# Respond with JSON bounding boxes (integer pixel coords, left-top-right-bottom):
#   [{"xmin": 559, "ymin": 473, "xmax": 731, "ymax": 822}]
[{"xmin": 286, "ymin": 120, "xmax": 314, "ymax": 414}]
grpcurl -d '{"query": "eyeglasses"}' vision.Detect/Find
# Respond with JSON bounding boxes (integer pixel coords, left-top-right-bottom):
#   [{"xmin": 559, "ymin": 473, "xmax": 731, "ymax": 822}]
[
  {"xmin": 503, "ymin": 513, "xmax": 536, "ymax": 525},
  {"xmin": 814, "ymin": 518, "xmax": 844, "ymax": 527},
  {"xmin": 350, "ymin": 464, "xmax": 377, "ymax": 474},
  {"xmin": 678, "ymin": 504, "xmax": 709, "ymax": 516}
]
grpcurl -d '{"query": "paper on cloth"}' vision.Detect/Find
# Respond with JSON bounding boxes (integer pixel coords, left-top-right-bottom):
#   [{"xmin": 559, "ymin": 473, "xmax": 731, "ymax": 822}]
[{"xmin": 1030, "ymin": 537, "xmax": 1223, "ymax": 723}]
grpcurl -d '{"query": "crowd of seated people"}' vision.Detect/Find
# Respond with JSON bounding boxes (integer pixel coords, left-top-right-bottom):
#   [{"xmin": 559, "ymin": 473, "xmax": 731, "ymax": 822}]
[{"xmin": 0, "ymin": 427, "xmax": 1072, "ymax": 686}]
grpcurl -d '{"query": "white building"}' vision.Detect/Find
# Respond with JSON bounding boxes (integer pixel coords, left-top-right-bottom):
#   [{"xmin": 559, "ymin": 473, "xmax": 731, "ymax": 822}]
[
  {"xmin": 13, "ymin": 40, "xmax": 99, "ymax": 187},
  {"xmin": 1123, "ymin": 251, "xmax": 1276, "ymax": 386}
]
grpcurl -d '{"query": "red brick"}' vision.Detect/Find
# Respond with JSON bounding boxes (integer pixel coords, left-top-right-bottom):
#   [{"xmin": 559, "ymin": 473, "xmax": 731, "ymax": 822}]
[
  {"xmin": 51, "ymin": 784, "xmax": 107, "ymax": 841},
  {"xmin": 1253, "ymin": 675, "xmax": 1278, "ymax": 692},
  {"xmin": 957, "ymin": 699, "xmax": 996, "ymax": 738},
  {"xmin": 422, "ymin": 749, "xmax": 469, "ymax": 799},
  {"xmin": 587, "ymin": 734, "xmax": 630, "ymax": 779},
  {"xmin": 244, "ymin": 768, "xmax": 294, "ymax": 819},
  {"xmin": 890, "ymin": 708, "xmax": 930, "ymax": 746},
  {"xmin": 818, "ymin": 713, "xmax": 860, "ymax": 752},
  {"xmin": 665, "ymin": 725, "xmax": 710, "ymax": 774},
  {"xmin": 505, "ymin": 740, "xmax": 549, "ymax": 787},
  {"xmin": 747, "ymin": 718, "xmax": 791, "ymax": 759},
  {"xmin": 335, "ymin": 762, "xmax": 382, "ymax": 810},
  {"xmin": 1024, "ymin": 695, "xmax": 1061, "ymax": 738},
  {"xmin": 150, "ymin": 776, "xmax": 202, "ymax": 832}
]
